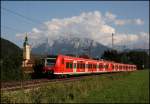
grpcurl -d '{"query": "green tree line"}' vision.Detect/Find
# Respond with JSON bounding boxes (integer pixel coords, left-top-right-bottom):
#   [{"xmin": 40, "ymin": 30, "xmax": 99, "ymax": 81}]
[{"xmin": 101, "ymin": 50, "xmax": 149, "ymax": 69}]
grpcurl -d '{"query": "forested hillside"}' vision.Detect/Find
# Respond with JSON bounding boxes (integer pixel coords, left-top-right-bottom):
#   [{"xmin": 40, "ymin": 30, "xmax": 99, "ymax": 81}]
[{"xmin": 0, "ymin": 38, "xmax": 23, "ymax": 81}]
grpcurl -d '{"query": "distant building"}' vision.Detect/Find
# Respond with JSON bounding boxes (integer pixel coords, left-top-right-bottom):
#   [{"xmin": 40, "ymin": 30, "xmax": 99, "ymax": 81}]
[{"xmin": 22, "ymin": 34, "xmax": 33, "ymax": 73}]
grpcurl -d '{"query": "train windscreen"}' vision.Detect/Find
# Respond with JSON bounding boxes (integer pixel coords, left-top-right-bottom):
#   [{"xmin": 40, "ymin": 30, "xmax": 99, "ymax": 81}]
[{"xmin": 46, "ymin": 58, "xmax": 56, "ymax": 66}]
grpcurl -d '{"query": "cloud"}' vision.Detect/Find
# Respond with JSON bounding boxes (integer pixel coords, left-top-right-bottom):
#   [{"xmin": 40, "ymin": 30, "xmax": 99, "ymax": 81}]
[
  {"xmin": 134, "ymin": 18, "xmax": 144, "ymax": 25},
  {"xmin": 113, "ymin": 32, "xmax": 149, "ymax": 49},
  {"xmin": 114, "ymin": 19, "xmax": 144, "ymax": 26},
  {"xmin": 114, "ymin": 19, "xmax": 128, "ymax": 26},
  {"xmin": 16, "ymin": 11, "xmax": 148, "ymax": 49},
  {"xmin": 105, "ymin": 12, "xmax": 117, "ymax": 21},
  {"xmin": 105, "ymin": 12, "xmax": 144, "ymax": 26}
]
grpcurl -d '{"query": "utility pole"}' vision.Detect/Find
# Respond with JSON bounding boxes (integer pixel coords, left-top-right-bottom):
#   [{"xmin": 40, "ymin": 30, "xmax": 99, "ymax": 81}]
[
  {"xmin": 89, "ymin": 40, "xmax": 93, "ymax": 58},
  {"xmin": 112, "ymin": 33, "xmax": 114, "ymax": 50},
  {"xmin": 74, "ymin": 38, "xmax": 79, "ymax": 57}
]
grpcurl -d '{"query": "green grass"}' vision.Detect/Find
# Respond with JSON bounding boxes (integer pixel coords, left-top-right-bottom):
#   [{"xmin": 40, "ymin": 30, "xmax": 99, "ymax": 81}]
[{"xmin": 1, "ymin": 70, "xmax": 149, "ymax": 103}]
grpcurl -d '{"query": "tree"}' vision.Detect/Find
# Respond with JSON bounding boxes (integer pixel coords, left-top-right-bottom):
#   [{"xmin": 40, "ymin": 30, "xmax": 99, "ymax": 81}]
[
  {"xmin": 127, "ymin": 51, "xmax": 149, "ymax": 69},
  {"xmin": 101, "ymin": 50, "xmax": 149, "ymax": 70},
  {"xmin": 101, "ymin": 50, "xmax": 121, "ymax": 62}
]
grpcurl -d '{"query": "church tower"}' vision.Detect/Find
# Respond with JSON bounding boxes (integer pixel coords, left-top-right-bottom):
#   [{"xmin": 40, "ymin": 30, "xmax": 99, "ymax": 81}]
[{"xmin": 22, "ymin": 33, "xmax": 32, "ymax": 68}]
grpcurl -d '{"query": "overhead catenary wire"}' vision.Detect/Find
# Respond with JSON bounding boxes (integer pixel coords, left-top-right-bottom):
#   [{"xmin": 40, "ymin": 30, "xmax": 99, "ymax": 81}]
[
  {"xmin": 2, "ymin": 7, "xmax": 43, "ymax": 25},
  {"xmin": 1, "ymin": 25, "xmax": 25, "ymax": 33}
]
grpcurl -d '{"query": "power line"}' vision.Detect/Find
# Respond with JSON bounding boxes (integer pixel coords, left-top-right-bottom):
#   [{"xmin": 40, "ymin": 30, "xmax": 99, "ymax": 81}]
[
  {"xmin": 1, "ymin": 25, "xmax": 25, "ymax": 33},
  {"xmin": 2, "ymin": 7, "xmax": 43, "ymax": 25}
]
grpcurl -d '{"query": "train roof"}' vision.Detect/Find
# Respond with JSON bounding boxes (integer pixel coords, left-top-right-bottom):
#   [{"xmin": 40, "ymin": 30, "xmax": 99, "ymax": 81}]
[{"xmin": 46, "ymin": 54, "xmax": 136, "ymax": 66}]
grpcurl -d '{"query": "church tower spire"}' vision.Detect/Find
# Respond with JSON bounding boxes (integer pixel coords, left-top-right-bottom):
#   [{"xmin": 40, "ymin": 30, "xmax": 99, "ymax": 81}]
[
  {"xmin": 23, "ymin": 33, "xmax": 29, "ymax": 46},
  {"xmin": 22, "ymin": 33, "xmax": 31, "ymax": 67}
]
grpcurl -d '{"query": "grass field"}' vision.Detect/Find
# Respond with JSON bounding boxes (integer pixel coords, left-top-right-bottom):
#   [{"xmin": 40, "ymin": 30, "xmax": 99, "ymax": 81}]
[{"xmin": 1, "ymin": 70, "xmax": 149, "ymax": 103}]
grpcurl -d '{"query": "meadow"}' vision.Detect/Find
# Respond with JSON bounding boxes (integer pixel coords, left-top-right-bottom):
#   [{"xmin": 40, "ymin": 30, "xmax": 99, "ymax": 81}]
[{"xmin": 1, "ymin": 70, "xmax": 149, "ymax": 103}]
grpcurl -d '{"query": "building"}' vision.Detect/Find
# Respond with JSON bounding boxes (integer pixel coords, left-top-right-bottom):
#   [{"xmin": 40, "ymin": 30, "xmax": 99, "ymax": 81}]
[{"xmin": 22, "ymin": 34, "xmax": 33, "ymax": 73}]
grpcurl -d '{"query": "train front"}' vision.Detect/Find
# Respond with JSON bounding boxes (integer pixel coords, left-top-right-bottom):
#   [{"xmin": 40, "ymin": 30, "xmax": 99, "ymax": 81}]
[{"xmin": 42, "ymin": 56, "xmax": 57, "ymax": 75}]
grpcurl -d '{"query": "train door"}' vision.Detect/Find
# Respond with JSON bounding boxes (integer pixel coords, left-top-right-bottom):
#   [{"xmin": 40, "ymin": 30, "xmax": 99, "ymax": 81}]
[
  {"xmin": 104, "ymin": 63, "xmax": 109, "ymax": 72},
  {"xmin": 109, "ymin": 63, "xmax": 113, "ymax": 72},
  {"xmin": 99, "ymin": 63, "xmax": 103, "ymax": 72},
  {"xmin": 65, "ymin": 60, "xmax": 73, "ymax": 73},
  {"xmin": 73, "ymin": 60, "xmax": 77, "ymax": 73},
  {"xmin": 85, "ymin": 61, "xmax": 88, "ymax": 72},
  {"xmin": 96, "ymin": 63, "xmax": 99, "ymax": 72}
]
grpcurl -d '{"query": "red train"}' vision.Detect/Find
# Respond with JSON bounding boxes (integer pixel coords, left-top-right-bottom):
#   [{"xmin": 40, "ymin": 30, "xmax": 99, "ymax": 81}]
[{"xmin": 40, "ymin": 54, "xmax": 137, "ymax": 75}]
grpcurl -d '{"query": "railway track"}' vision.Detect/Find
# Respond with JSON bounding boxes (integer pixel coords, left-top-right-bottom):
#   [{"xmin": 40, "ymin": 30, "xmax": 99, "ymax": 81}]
[{"xmin": 1, "ymin": 72, "xmax": 131, "ymax": 92}]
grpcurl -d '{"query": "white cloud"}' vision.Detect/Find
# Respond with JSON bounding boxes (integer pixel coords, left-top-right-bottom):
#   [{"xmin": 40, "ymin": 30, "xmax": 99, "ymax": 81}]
[
  {"xmin": 114, "ymin": 19, "xmax": 144, "ymax": 26},
  {"xmin": 105, "ymin": 12, "xmax": 144, "ymax": 26},
  {"xmin": 105, "ymin": 12, "xmax": 117, "ymax": 21},
  {"xmin": 16, "ymin": 11, "xmax": 148, "ymax": 49},
  {"xmin": 134, "ymin": 18, "xmax": 144, "ymax": 25},
  {"xmin": 114, "ymin": 20, "xmax": 128, "ymax": 26},
  {"xmin": 113, "ymin": 32, "xmax": 149, "ymax": 49}
]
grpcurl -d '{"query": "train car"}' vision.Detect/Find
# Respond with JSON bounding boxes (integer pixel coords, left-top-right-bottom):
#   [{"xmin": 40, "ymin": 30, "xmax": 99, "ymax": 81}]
[{"xmin": 41, "ymin": 54, "xmax": 137, "ymax": 75}]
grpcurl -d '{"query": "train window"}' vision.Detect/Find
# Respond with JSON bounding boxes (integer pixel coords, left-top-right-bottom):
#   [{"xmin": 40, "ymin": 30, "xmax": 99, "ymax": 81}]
[
  {"xmin": 82, "ymin": 63, "xmax": 84, "ymax": 69},
  {"xmin": 83, "ymin": 64, "xmax": 85, "ymax": 69},
  {"xmin": 85, "ymin": 64, "xmax": 88, "ymax": 68},
  {"xmin": 78, "ymin": 63, "xmax": 80, "ymax": 69},
  {"xmin": 112, "ymin": 65, "xmax": 114, "ymax": 69},
  {"xmin": 70, "ymin": 63, "xmax": 73, "ymax": 69},
  {"xmin": 93, "ymin": 64, "xmax": 95, "ymax": 68},
  {"xmin": 80, "ymin": 63, "xmax": 82, "ymax": 69},
  {"xmin": 87, "ymin": 64, "xmax": 90, "ymax": 69},
  {"xmin": 66, "ymin": 62, "xmax": 69, "ymax": 68},
  {"xmin": 77, "ymin": 63, "xmax": 79, "ymax": 69},
  {"xmin": 99, "ymin": 64, "xmax": 103, "ymax": 68},
  {"xmin": 74, "ymin": 63, "xmax": 77, "ymax": 69},
  {"xmin": 104, "ymin": 65, "xmax": 106, "ymax": 68},
  {"xmin": 46, "ymin": 58, "xmax": 56, "ymax": 66},
  {"xmin": 94, "ymin": 64, "xmax": 96, "ymax": 69},
  {"xmin": 105, "ymin": 64, "xmax": 108, "ymax": 69},
  {"xmin": 89, "ymin": 64, "xmax": 91, "ymax": 69},
  {"xmin": 98, "ymin": 65, "xmax": 100, "ymax": 68},
  {"xmin": 97, "ymin": 64, "xmax": 99, "ymax": 68},
  {"xmin": 88, "ymin": 64, "xmax": 90, "ymax": 69},
  {"xmin": 107, "ymin": 65, "xmax": 108, "ymax": 69},
  {"xmin": 91, "ymin": 64, "xmax": 93, "ymax": 69},
  {"xmin": 79, "ymin": 63, "xmax": 81, "ymax": 69}
]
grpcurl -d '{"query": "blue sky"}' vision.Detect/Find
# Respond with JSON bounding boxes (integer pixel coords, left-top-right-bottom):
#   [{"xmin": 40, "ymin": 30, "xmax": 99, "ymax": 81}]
[{"xmin": 1, "ymin": 1, "xmax": 149, "ymax": 49}]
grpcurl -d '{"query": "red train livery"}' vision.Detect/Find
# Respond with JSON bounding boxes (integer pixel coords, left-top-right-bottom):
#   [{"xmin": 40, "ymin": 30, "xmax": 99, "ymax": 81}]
[{"xmin": 41, "ymin": 54, "xmax": 137, "ymax": 75}]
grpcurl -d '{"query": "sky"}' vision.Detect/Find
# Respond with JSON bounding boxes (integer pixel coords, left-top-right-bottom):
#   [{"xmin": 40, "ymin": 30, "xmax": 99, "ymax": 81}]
[{"xmin": 1, "ymin": 1, "xmax": 149, "ymax": 49}]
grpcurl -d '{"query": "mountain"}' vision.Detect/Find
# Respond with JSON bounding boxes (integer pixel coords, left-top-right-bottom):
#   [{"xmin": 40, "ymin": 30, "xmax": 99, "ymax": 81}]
[
  {"xmin": 31, "ymin": 37, "xmax": 111, "ymax": 58},
  {"xmin": 1, "ymin": 38, "xmax": 22, "ymax": 58},
  {"xmin": 1, "ymin": 37, "xmax": 22, "ymax": 81}
]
